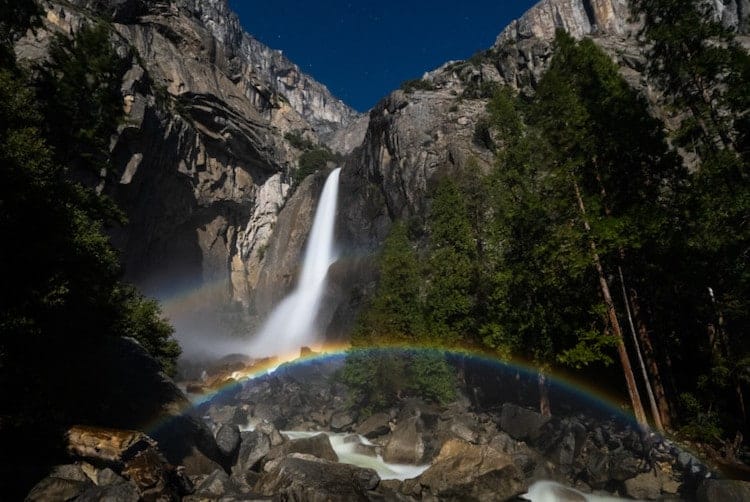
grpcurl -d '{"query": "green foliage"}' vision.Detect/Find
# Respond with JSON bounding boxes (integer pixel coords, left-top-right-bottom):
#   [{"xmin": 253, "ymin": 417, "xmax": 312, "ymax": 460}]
[
  {"xmin": 285, "ymin": 130, "xmax": 316, "ymax": 151},
  {"xmin": 36, "ymin": 23, "xmax": 131, "ymax": 178},
  {"xmin": 353, "ymin": 222, "xmax": 424, "ymax": 343},
  {"xmin": 630, "ymin": 0, "xmax": 749, "ymax": 156},
  {"xmin": 339, "ymin": 349, "xmax": 456, "ymax": 415},
  {"xmin": 295, "ymin": 147, "xmax": 339, "ymax": 184},
  {"xmin": 409, "ymin": 350, "xmax": 457, "ymax": 404},
  {"xmin": 354, "ymin": 7, "xmax": 748, "ymax": 441},
  {"xmin": 462, "ymin": 79, "xmax": 499, "ymax": 99},
  {"xmin": 424, "ymin": 179, "xmax": 477, "ymax": 340},
  {"xmin": 676, "ymin": 393, "xmax": 724, "ymax": 443},
  {"xmin": 339, "ymin": 349, "xmax": 408, "ymax": 414},
  {"xmin": 115, "ymin": 288, "xmax": 180, "ymax": 376},
  {"xmin": 400, "ymin": 78, "xmax": 435, "ymax": 93},
  {"xmin": 0, "ymin": 19, "xmax": 180, "ymax": 463}
]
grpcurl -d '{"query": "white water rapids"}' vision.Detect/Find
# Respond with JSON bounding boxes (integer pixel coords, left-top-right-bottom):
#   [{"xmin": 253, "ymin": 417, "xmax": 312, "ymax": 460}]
[
  {"xmin": 281, "ymin": 431, "xmax": 430, "ymax": 481},
  {"xmin": 248, "ymin": 168, "xmax": 341, "ymax": 357}
]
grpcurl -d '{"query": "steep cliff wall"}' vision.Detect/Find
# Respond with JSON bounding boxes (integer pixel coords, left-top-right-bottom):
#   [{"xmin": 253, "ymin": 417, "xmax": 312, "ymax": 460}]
[{"xmin": 16, "ymin": 0, "xmax": 359, "ymax": 333}]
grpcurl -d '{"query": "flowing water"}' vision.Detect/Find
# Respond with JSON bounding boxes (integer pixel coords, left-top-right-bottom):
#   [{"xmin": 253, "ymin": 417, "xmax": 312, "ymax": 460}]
[
  {"xmin": 521, "ymin": 480, "xmax": 629, "ymax": 501},
  {"xmin": 281, "ymin": 431, "xmax": 431, "ymax": 481},
  {"xmin": 248, "ymin": 168, "xmax": 341, "ymax": 357}
]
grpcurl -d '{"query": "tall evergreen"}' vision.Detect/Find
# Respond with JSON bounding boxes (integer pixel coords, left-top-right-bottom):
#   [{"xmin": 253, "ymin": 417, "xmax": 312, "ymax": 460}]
[
  {"xmin": 424, "ymin": 178, "xmax": 477, "ymax": 342},
  {"xmin": 353, "ymin": 222, "xmax": 424, "ymax": 343},
  {"xmin": 631, "ymin": 0, "xmax": 750, "ymax": 434}
]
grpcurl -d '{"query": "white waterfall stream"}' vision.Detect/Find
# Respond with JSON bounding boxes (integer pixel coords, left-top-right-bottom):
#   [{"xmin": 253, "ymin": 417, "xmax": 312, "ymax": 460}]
[{"xmin": 248, "ymin": 168, "xmax": 341, "ymax": 358}]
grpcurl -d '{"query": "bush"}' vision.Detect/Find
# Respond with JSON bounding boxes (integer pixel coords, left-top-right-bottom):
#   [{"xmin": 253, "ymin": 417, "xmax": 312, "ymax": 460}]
[
  {"xmin": 296, "ymin": 147, "xmax": 336, "ymax": 183},
  {"xmin": 284, "ymin": 130, "xmax": 315, "ymax": 151},
  {"xmin": 400, "ymin": 78, "xmax": 435, "ymax": 93},
  {"xmin": 338, "ymin": 348, "xmax": 457, "ymax": 416}
]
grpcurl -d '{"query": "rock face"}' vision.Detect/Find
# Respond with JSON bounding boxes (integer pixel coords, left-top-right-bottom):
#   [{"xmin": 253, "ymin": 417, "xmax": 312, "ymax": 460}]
[
  {"xmin": 17, "ymin": 0, "xmax": 359, "ymax": 336},
  {"xmin": 17, "ymin": 0, "xmax": 749, "ymax": 345}
]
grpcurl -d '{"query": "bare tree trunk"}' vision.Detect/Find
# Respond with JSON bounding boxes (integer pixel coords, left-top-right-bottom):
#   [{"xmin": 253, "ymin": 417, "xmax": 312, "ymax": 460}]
[
  {"xmin": 629, "ymin": 289, "xmax": 674, "ymax": 429},
  {"xmin": 619, "ymin": 267, "xmax": 664, "ymax": 432},
  {"xmin": 592, "ymin": 171, "xmax": 667, "ymax": 429},
  {"xmin": 737, "ymin": 382, "xmax": 747, "ymax": 423},
  {"xmin": 573, "ymin": 181, "xmax": 648, "ymax": 427},
  {"xmin": 538, "ymin": 371, "xmax": 551, "ymax": 418}
]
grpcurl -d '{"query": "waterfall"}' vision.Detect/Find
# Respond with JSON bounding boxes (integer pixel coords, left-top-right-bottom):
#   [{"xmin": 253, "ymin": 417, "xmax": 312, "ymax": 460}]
[{"xmin": 248, "ymin": 168, "xmax": 341, "ymax": 357}]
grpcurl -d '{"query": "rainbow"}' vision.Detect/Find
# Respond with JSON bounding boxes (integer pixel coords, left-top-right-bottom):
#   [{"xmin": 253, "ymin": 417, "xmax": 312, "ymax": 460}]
[{"xmin": 144, "ymin": 342, "xmax": 645, "ymax": 439}]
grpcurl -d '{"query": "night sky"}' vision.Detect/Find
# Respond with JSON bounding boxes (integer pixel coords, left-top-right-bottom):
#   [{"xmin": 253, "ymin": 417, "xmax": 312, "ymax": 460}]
[{"xmin": 228, "ymin": 1, "xmax": 538, "ymax": 112}]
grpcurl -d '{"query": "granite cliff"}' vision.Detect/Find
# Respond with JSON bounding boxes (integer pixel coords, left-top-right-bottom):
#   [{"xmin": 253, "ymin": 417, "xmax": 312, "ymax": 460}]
[
  {"xmin": 17, "ymin": 0, "xmax": 359, "ymax": 337},
  {"xmin": 16, "ymin": 0, "xmax": 749, "ymax": 345}
]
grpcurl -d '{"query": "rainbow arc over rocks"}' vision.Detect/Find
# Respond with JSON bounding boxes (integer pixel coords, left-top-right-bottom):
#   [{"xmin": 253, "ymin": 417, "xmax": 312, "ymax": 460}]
[{"xmin": 145, "ymin": 343, "xmax": 644, "ymax": 437}]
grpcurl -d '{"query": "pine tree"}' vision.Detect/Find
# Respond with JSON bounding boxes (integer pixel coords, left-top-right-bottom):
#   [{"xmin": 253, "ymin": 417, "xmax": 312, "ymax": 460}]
[
  {"xmin": 353, "ymin": 222, "xmax": 423, "ymax": 343},
  {"xmin": 424, "ymin": 178, "xmax": 477, "ymax": 342}
]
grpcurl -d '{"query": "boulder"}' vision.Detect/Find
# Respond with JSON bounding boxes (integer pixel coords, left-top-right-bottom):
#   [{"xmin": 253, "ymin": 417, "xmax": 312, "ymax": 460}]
[
  {"xmin": 697, "ymin": 479, "xmax": 750, "ymax": 502},
  {"xmin": 254, "ymin": 421, "xmax": 284, "ymax": 446},
  {"xmin": 330, "ymin": 412, "xmax": 354, "ymax": 431},
  {"xmin": 355, "ymin": 413, "xmax": 391, "ymax": 439},
  {"xmin": 499, "ymin": 403, "xmax": 549, "ymax": 441},
  {"xmin": 150, "ymin": 415, "xmax": 227, "ymax": 477},
  {"xmin": 232, "ymin": 431, "xmax": 271, "ymax": 475},
  {"xmin": 265, "ymin": 434, "xmax": 338, "ymax": 464},
  {"xmin": 65, "ymin": 426, "xmax": 157, "ymax": 465},
  {"xmin": 72, "ymin": 482, "xmax": 140, "ymax": 502},
  {"xmin": 64, "ymin": 425, "xmax": 193, "ymax": 499},
  {"xmin": 123, "ymin": 445, "xmax": 192, "ymax": 499},
  {"xmin": 254, "ymin": 454, "xmax": 379, "ymax": 501},
  {"xmin": 416, "ymin": 439, "xmax": 524, "ymax": 499},
  {"xmin": 49, "ymin": 464, "xmax": 90, "ymax": 483},
  {"xmin": 383, "ymin": 417, "xmax": 425, "ymax": 464},
  {"xmin": 95, "ymin": 468, "xmax": 126, "ymax": 486},
  {"xmin": 25, "ymin": 477, "xmax": 92, "ymax": 502},
  {"xmin": 215, "ymin": 424, "xmax": 241, "ymax": 460},
  {"xmin": 193, "ymin": 469, "xmax": 231, "ymax": 498},
  {"xmin": 623, "ymin": 471, "xmax": 664, "ymax": 500},
  {"xmin": 608, "ymin": 449, "xmax": 642, "ymax": 482},
  {"xmin": 208, "ymin": 405, "xmax": 248, "ymax": 427}
]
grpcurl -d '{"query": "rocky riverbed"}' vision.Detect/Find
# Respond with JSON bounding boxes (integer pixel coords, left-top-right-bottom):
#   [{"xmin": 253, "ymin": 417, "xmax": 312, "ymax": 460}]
[{"xmin": 25, "ymin": 351, "xmax": 750, "ymax": 501}]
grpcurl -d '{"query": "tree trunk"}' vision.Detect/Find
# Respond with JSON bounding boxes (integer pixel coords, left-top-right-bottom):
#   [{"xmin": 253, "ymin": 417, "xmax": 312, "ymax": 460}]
[
  {"xmin": 592, "ymin": 171, "xmax": 667, "ymax": 429},
  {"xmin": 629, "ymin": 288, "xmax": 673, "ymax": 429},
  {"xmin": 573, "ymin": 181, "xmax": 648, "ymax": 427},
  {"xmin": 539, "ymin": 371, "xmax": 551, "ymax": 418},
  {"xmin": 619, "ymin": 267, "xmax": 664, "ymax": 432}
]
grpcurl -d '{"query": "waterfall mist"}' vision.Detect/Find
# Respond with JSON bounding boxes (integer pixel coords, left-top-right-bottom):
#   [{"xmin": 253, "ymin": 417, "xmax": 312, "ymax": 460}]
[{"xmin": 248, "ymin": 168, "xmax": 342, "ymax": 357}]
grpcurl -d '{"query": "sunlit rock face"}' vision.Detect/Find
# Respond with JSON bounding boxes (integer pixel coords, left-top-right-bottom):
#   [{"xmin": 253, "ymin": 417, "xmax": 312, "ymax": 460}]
[{"xmin": 16, "ymin": 0, "xmax": 359, "ymax": 320}]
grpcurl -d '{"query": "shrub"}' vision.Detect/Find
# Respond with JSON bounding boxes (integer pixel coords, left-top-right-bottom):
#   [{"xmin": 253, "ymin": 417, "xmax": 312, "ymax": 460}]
[
  {"xmin": 400, "ymin": 78, "xmax": 435, "ymax": 93},
  {"xmin": 284, "ymin": 130, "xmax": 315, "ymax": 151},
  {"xmin": 338, "ymin": 348, "xmax": 457, "ymax": 415},
  {"xmin": 296, "ymin": 147, "xmax": 336, "ymax": 183}
]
